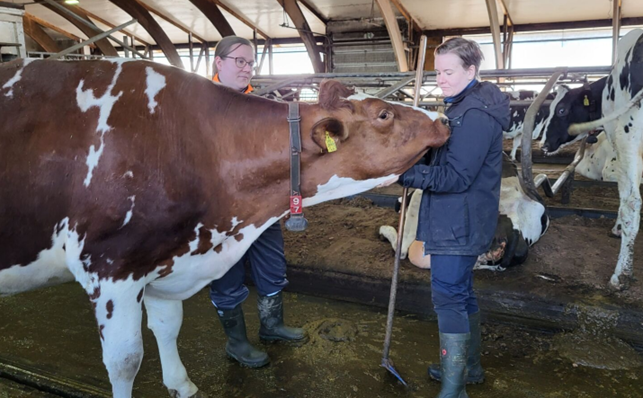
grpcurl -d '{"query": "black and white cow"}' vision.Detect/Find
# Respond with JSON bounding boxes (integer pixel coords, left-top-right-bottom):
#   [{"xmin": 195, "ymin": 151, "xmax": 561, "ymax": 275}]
[
  {"xmin": 566, "ymin": 29, "xmax": 643, "ymax": 288},
  {"xmin": 504, "ymin": 91, "xmax": 555, "ymax": 160},
  {"xmin": 540, "ymin": 76, "xmax": 607, "ymax": 155},
  {"xmin": 380, "ymin": 155, "xmax": 549, "ymax": 271}
]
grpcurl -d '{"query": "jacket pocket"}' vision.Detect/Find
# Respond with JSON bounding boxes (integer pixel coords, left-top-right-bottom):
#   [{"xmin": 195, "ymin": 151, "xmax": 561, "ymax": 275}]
[{"xmin": 429, "ymin": 193, "xmax": 470, "ymax": 247}]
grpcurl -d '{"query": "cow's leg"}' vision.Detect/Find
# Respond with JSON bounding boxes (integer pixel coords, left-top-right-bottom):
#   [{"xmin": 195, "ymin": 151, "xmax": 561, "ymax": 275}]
[
  {"xmin": 144, "ymin": 295, "xmax": 201, "ymax": 398},
  {"xmin": 510, "ymin": 134, "xmax": 521, "ymax": 161},
  {"xmin": 92, "ymin": 280, "xmax": 146, "ymax": 398},
  {"xmin": 611, "ymin": 145, "xmax": 643, "ymax": 288}
]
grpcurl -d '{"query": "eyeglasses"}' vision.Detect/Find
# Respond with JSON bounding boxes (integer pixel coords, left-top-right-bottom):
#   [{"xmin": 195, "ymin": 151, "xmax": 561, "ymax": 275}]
[{"xmin": 222, "ymin": 56, "xmax": 255, "ymax": 69}]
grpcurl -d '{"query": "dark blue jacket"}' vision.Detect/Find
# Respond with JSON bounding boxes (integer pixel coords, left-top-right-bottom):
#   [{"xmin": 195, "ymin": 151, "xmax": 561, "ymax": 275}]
[{"xmin": 400, "ymin": 81, "xmax": 511, "ymax": 256}]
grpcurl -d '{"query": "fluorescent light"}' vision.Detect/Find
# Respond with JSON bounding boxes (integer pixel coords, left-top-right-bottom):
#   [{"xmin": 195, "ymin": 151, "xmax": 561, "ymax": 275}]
[{"xmin": 64, "ymin": 0, "xmax": 79, "ymax": 4}]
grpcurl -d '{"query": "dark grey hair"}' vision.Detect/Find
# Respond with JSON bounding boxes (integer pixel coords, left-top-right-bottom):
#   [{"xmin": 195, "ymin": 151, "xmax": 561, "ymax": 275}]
[
  {"xmin": 435, "ymin": 37, "xmax": 484, "ymax": 77},
  {"xmin": 213, "ymin": 36, "xmax": 254, "ymax": 73}
]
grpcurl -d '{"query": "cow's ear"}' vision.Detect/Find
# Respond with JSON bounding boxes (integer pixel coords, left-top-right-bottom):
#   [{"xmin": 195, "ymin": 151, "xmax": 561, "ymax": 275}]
[
  {"xmin": 310, "ymin": 117, "xmax": 349, "ymax": 153},
  {"xmin": 318, "ymin": 79, "xmax": 355, "ymax": 112}
]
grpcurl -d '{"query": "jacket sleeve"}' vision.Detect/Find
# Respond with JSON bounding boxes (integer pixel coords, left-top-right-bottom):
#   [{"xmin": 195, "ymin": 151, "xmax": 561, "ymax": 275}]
[{"xmin": 400, "ymin": 109, "xmax": 497, "ymax": 193}]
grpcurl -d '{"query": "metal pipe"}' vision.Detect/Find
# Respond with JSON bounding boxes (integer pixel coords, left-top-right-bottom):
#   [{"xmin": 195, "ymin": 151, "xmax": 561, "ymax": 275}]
[
  {"xmin": 123, "ymin": 36, "xmax": 129, "ymax": 58},
  {"xmin": 612, "ymin": 0, "xmax": 621, "ymax": 64},
  {"xmin": 248, "ymin": 65, "xmax": 612, "ymax": 81},
  {"xmin": 42, "ymin": 0, "xmax": 149, "ymax": 59},
  {"xmin": 189, "ymin": 32, "xmax": 194, "ymax": 72},
  {"xmin": 268, "ymin": 39, "xmax": 273, "ymax": 75},
  {"xmin": 520, "ymin": 67, "xmax": 567, "ymax": 200},
  {"xmin": 49, "ymin": 19, "xmax": 137, "ymax": 60}
]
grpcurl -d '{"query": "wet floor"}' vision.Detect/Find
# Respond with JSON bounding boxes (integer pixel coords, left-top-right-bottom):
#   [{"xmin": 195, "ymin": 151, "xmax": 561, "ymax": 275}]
[{"xmin": 0, "ymin": 283, "xmax": 642, "ymax": 397}]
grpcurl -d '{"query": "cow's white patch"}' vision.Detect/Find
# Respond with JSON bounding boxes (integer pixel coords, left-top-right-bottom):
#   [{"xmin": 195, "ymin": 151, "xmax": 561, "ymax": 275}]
[
  {"xmin": 123, "ymin": 171, "xmax": 133, "ymax": 178},
  {"xmin": 303, "ymin": 174, "xmax": 398, "ymax": 207},
  {"xmin": 379, "ymin": 188, "xmax": 422, "ymax": 259},
  {"xmin": 146, "ymin": 213, "xmax": 288, "ymax": 300},
  {"xmin": 347, "ymin": 92, "xmax": 442, "ymax": 120},
  {"xmin": 230, "ymin": 217, "xmax": 241, "ymax": 229},
  {"xmin": 499, "ymin": 176, "xmax": 547, "ymax": 245},
  {"xmin": 77, "ymin": 60, "xmax": 126, "ymax": 187},
  {"xmin": 144, "ymin": 67, "xmax": 166, "ymax": 114},
  {"xmin": 0, "ymin": 218, "xmax": 73, "ymax": 295},
  {"xmin": 122, "ymin": 196, "xmax": 136, "ymax": 227},
  {"xmin": 1, "ymin": 58, "xmax": 36, "ymax": 98}
]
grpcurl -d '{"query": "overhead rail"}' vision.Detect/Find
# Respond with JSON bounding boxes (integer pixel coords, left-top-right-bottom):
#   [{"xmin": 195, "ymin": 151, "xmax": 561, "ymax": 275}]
[{"xmin": 252, "ymin": 66, "xmax": 612, "ymax": 98}]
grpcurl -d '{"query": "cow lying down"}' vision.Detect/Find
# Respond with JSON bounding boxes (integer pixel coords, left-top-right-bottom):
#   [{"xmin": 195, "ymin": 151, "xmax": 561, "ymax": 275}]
[
  {"xmin": 0, "ymin": 59, "xmax": 450, "ymax": 398},
  {"xmin": 380, "ymin": 156, "xmax": 549, "ymax": 271}
]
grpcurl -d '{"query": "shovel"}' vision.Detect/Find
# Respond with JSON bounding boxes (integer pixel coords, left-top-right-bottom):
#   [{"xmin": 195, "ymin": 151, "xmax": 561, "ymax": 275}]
[{"xmin": 380, "ymin": 34, "xmax": 429, "ymax": 387}]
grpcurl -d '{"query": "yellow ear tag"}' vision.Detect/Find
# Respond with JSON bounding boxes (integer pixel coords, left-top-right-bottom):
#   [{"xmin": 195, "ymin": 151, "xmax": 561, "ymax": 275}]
[
  {"xmin": 325, "ymin": 131, "xmax": 337, "ymax": 153},
  {"xmin": 583, "ymin": 95, "xmax": 590, "ymax": 106}
]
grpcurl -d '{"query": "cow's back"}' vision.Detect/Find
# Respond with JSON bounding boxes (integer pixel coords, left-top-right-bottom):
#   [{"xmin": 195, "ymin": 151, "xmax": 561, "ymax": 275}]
[{"xmin": 0, "ymin": 59, "xmax": 226, "ymax": 292}]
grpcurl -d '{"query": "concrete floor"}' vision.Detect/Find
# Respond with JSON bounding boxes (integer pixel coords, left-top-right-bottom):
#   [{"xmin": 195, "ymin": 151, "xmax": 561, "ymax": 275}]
[{"xmin": 1, "ymin": 283, "xmax": 642, "ymax": 397}]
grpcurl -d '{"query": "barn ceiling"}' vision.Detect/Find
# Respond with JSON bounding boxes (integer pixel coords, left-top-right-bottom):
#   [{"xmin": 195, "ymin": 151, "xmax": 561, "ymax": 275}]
[{"xmin": 6, "ymin": 0, "xmax": 643, "ymax": 46}]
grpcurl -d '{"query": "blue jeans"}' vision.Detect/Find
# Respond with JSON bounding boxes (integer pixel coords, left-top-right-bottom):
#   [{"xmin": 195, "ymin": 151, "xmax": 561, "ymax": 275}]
[
  {"xmin": 430, "ymin": 254, "xmax": 479, "ymax": 333},
  {"xmin": 209, "ymin": 222, "xmax": 288, "ymax": 310}
]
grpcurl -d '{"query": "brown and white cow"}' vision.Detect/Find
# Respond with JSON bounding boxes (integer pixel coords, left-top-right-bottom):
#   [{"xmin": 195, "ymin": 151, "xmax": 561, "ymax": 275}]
[{"xmin": 0, "ymin": 58, "xmax": 449, "ymax": 397}]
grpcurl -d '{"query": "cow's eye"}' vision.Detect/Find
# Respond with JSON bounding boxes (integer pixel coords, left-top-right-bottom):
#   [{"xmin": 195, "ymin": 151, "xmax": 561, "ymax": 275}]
[
  {"xmin": 378, "ymin": 110, "xmax": 391, "ymax": 120},
  {"xmin": 557, "ymin": 107, "xmax": 566, "ymax": 116}
]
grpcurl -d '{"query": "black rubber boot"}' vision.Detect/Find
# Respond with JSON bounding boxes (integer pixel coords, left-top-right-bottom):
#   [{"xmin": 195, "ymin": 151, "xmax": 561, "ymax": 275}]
[
  {"xmin": 435, "ymin": 332, "xmax": 470, "ymax": 398},
  {"xmin": 429, "ymin": 312, "xmax": 485, "ymax": 384},
  {"xmin": 217, "ymin": 305, "xmax": 270, "ymax": 368},
  {"xmin": 257, "ymin": 292, "xmax": 307, "ymax": 343}
]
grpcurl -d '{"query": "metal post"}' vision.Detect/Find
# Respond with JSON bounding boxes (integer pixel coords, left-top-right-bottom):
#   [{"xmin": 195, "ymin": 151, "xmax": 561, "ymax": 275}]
[
  {"xmin": 131, "ymin": 35, "xmax": 136, "ymax": 58},
  {"xmin": 205, "ymin": 42, "xmax": 211, "ymax": 78},
  {"xmin": 268, "ymin": 39, "xmax": 273, "ymax": 75},
  {"xmin": 42, "ymin": 0, "xmax": 149, "ymax": 59},
  {"xmin": 612, "ymin": 0, "xmax": 621, "ymax": 65},
  {"xmin": 49, "ymin": 19, "xmax": 138, "ymax": 60},
  {"xmin": 123, "ymin": 36, "xmax": 129, "ymax": 58},
  {"xmin": 189, "ymin": 33, "xmax": 194, "ymax": 72}
]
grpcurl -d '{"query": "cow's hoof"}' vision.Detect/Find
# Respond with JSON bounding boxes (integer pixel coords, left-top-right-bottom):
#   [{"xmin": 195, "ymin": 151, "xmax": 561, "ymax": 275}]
[
  {"xmin": 609, "ymin": 274, "xmax": 635, "ymax": 290},
  {"xmin": 168, "ymin": 388, "xmax": 205, "ymax": 398},
  {"xmin": 607, "ymin": 231, "xmax": 622, "ymax": 239}
]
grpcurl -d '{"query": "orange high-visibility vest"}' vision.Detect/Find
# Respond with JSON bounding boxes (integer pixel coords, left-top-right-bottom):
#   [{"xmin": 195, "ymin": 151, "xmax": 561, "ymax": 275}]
[{"xmin": 212, "ymin": 73, "xmax": 253, "ymax": 94}]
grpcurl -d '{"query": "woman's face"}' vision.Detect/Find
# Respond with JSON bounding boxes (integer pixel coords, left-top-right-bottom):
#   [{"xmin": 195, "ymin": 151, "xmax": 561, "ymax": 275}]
[
  {"xmin": 435, "ymin": 52, "xmax": 476, "ymax": 98},
  {"xmin": 215, "ymin": 44, "xmax": 255, "ymax": 91}
]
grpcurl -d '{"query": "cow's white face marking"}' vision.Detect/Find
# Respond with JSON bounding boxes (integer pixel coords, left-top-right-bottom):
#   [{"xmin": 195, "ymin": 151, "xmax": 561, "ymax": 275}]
[
  {"xmin": 0, "ymin": 217, "xmax": 73, "ymax": 295},
  {"xmin": 123, "ymin": 171, "xmax": 133, "ymax": 178},
  {"xmin": 303, "ymin": 174, "xmax": 398, "ymax": 207},
  {"xmin": 122, "ymin": 196, "xmax": 136, "ymax": 227},
  {"xmin": 347, "ymin": 92, "xmax": 443, "ymax": 121},
  {"xmin": 77, "ymin": 60, "xmax": 127, "ymax": 187},
  {"xmin": 2, "ymin": 58, "xmax": 35, "ymax": 98},
  {"xmin": 144, "ymin": 67, "xmax": 166, "ymax": 114},
  {"xmin": 146, "ymin": 213, "xmax": 288, "ymax": 300}
]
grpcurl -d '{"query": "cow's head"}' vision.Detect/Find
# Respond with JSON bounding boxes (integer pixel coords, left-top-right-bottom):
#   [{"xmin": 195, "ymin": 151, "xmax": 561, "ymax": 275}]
[
  {"xmin": 301, "ymin": 80, "xmax": 450, "ymax": 203},
  {"xmin": 540, "ymin": 84, "xmax": 594, "ymax": 155}
]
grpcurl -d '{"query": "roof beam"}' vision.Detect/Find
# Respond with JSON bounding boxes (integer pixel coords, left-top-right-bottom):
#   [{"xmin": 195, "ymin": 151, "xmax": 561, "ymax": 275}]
[
  {"xmin": 298, "ymin": 0, "xmax": 327, "ymax": 25},
  {"xmin": 277, "ymin": 0, "xmax": 324, "ymax": 73},
  {"xmin": 485, "ymin": 0, "xmax": 504, "ymax": 69},
  {"xmin": 375, "ymin": 0, "xmax": 409, "ymax": 72},
  {"xmin": 23, "ymin": 14, "xmax": 62, "ymax": 53},
  {"xmin": 39, "ymin": 1, "xmax": 118, "ymax": 56},
  {"xmin": 24, "ymin": 12, "xmax": 84, "ymax": 43},
  {"xmin": 188, "ymin": 0, "xmax": 234, "ymax": 37},
  {"xmin": 389, "ymin": 0, "xmax": 420, "ymax": 33},
  {"xmin": 216, "ymin": 1, "xmax": 269, "ymax": 39},
  {"xmin": 109, "ymin": 0, "xmax": 184, "ymax": 68},
  {"xmin": 77, "ymin": 6, "xmax": 152, "ymax": 47},
  {"xmin": 135, "ymin": 0, "xmax": 207, "ymax": 43}
]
